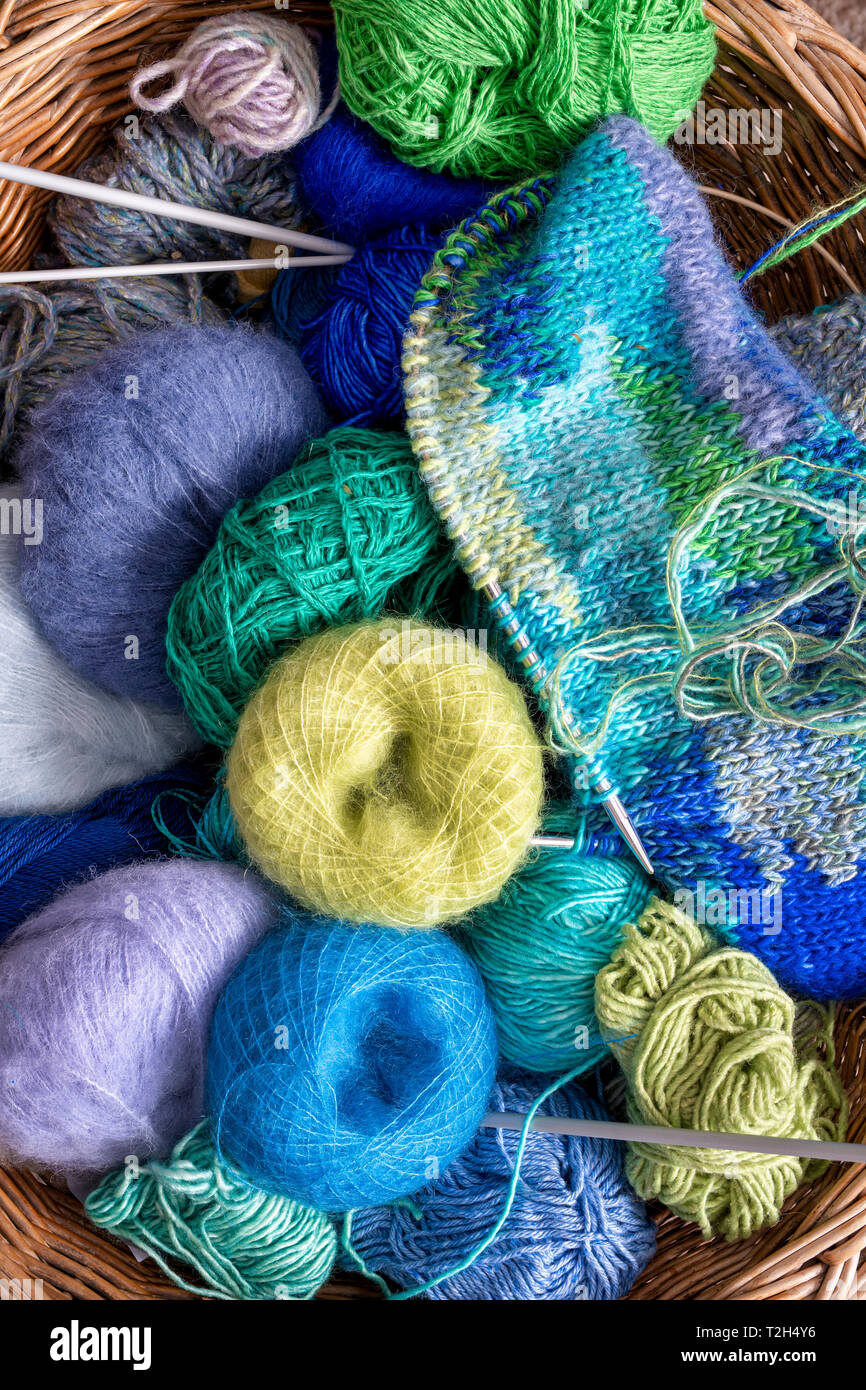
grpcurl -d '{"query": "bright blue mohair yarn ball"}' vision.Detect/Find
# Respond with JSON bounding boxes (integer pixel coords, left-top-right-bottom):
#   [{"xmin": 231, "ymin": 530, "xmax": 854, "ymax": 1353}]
[
  {"xmin": 16, "ymin": 324, "xmax": 327, "ymax": 710},
  {"xmin": 346, "ymin": 1069, "xmax": 657, "ymax": 1300},
  {"xmin": 206, "ymin": 912, "xmax": 498, "ymax": 1212},
  {"xmin": 0, "ymin": 761, "xmax": 209, "ymax": 941},
  {"xmin": 273, "ymin": 225, "xmax": 441, "ymax": 427}
]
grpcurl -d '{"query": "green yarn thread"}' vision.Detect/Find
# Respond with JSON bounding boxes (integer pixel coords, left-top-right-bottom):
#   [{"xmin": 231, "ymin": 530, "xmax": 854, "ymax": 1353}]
[
  {"xmin": 461, "ymin": 809, "xmax": 653, "ymax": 1073},
  {"xmin": 166, "ymin": 427, "xmax": 461, "ymax": 747},
  {"xmin": 594, "ymin": 898, "xmax": 849, "ymax": 1241},
  {"xmin": 333, "ymin": 0, "xmax": 716, "ymax": 179},
  {"xmin": 85, "ymin": 1122, "xmax": 337, "ymax": 1301}
]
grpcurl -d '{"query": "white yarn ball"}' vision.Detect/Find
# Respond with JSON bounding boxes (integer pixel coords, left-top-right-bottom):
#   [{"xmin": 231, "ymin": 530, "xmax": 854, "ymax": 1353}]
[{"xmin": 0, "ymin": 488, "xmax": 199, "ymax": 815}]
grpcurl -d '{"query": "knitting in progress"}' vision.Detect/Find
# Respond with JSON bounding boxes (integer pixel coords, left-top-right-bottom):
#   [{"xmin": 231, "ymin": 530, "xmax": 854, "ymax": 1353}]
[
  {"xmin": 405, "ymin": 116, "xmax": 866, "ymax": 1001},
  {"xmin": 4, "ymin": 0, "xmax": 866, "ymax": 1314}
]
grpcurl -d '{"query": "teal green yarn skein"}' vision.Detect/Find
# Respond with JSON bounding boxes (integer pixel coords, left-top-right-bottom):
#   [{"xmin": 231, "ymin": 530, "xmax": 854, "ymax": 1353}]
[
  {"xmin": 461, "ymin": 812, "xmax": 653, "ymax": 1073},
  {"xmin": 166, "ymin": 427, "xmax": 461, "ymax": 747},
  {"xmin": 86, "ymin": 1122, "xmax": 337, "ymax": 1301}
]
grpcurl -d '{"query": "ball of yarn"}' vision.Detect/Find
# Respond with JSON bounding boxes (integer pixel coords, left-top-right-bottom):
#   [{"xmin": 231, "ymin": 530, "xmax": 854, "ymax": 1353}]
[
  {"xmin": 131, "ymin": 14, "xmax": 337, "ymax": 158},
  {"xmin": 17, "ymin": 324, "xmax": 327, "ymax": 709},
  {"xmin": 0, "ymin": 860, "xmax": 278, "ymax": 1179},
  {"xmin": 332, "ymin": 0, "xmax": 717, "ymax": 179},
  {"xmin": 0, "ymin": 760, "xmax": 209, "ymax": 940},
  {"xmin": 166, "ymin": 427, "xmax": 460, "ymax": 746},
  {"xmin": 462, "ymin": 819, "xmax": 653, "ymax": 1072},
  {"xmin": 296, "ymin": 99, "xmax": 499, "ymax": 242},
  {"xmin": 86, "ymin": 1121, "xmax": 336, "ymax": 1301},
  {"xmin": 283, "ymin": 225, "xmax": 441, "ymax": 426},
  {"xmin": 345, "ymin": 1069, "xmax": 657, "ymax": 1299},
  {"xmin": 226, "ymin": 619, "xmax": 544, "ymax": 927},
  {"xmin": 0, "ymin": 279, "xmax": 222, "ymax": 469},
  {"xmin": 48, "ymin": 113, "xmax": 302, "ymax": 274},
  {"xmin": 594, "ymin": 898, "xmax": 849, "ymax": 1241},
  {"xmin": 0, "ymin": 492, "xmax": 198, "ymax": 816},
  {"xmin": 207, "ymin": 912, "xmax": 498, "ymax": 1210}
]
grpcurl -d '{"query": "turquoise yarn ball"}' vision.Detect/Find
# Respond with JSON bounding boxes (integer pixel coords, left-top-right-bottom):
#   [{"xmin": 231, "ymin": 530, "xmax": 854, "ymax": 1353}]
[
  {"xmin": 207, "ymin": 910, "xmax": 498, "ymax": 1212},
  {"xmin": 462, "ymin": 821, "xmax": 653, "ymax": 1073}
]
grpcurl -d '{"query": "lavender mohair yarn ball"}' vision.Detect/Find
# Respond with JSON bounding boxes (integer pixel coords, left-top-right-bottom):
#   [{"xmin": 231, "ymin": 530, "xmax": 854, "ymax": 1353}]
[
  {"xmin": 346, "ymin": 1071, "xmax": 657, "ymax": 1300},
  {"xmin": 16, "ymin": 324, "xmax": 327, "ymax": 709},
  {"xmin": 0, "ymin": 493, "xmax": 198, "ymax": 816},
  {"xmin": 0, "ymin": 859, "xmax": 278, "ymax": 1181}
]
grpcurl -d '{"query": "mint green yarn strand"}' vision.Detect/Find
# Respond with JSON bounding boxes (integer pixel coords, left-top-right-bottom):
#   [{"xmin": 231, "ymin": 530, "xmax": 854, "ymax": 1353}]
[
  {"xmin": 341, "ymin": 1067, "xmax": 585, "ymax": 1300},
  {"xmin": 86, "ymin": 1122, "xmax": 337, "ymax": 1301}
]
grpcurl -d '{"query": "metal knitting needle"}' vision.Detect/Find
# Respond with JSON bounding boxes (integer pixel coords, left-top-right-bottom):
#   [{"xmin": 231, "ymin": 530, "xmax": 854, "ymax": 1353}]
[
  {"xmin": 484, "ymin": 1112, "xmax": 866, "ymax": 1165},
  {"xmin": 0, "ymin": 255, "xmax": 351, "ymax": 285},
  {"xmin": 478, "ymin": 573, "xmax": 654, "ymax": 874},
  {"xmin": 0, "ymin": 157, "xmax": 354, "ymax": 258}
]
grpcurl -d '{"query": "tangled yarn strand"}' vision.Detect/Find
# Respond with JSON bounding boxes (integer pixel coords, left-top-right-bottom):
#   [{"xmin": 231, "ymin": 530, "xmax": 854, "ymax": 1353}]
[{"xmin": 131, "ymin": 13, "xmax": 338, "ymax": 156}]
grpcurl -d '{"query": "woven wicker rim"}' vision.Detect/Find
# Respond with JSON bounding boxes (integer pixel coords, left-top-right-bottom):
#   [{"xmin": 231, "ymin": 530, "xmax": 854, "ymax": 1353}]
[{"xmin": 0, "ymin": 0, "xmax": 865, "ymax": 1300}]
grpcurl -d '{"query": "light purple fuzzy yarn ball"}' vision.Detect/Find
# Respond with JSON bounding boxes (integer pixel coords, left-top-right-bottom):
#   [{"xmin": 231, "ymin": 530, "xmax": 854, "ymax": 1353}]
[
  {"xmin": 16, "ymin": 323, "xmax": 328, "ymax": 710},
  {"xmin": 0, "ymin": 859, "xmax": 278, "ymax": 1182},
  {"xmin": 131, "ymin": 14, "xmax": 336, "ymax": 157}
]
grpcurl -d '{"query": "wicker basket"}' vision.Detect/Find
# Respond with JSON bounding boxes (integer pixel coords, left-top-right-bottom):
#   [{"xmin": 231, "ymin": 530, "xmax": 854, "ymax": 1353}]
[{"xmin": 1, "ymin": 0, "xmax": 865, "ymax": 1302}]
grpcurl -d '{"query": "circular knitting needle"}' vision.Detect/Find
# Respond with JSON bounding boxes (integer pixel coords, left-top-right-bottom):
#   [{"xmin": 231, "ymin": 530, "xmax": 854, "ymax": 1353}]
[{"xmin": 479, "ymin": 573, "xmax": 654, "ymax": 875}]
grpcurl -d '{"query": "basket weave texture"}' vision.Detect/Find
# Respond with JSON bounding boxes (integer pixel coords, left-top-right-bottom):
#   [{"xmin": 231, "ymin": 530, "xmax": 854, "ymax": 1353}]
[{"xmin": 0, "ymin": 0, "xmax": 865, "ymax": 1301}]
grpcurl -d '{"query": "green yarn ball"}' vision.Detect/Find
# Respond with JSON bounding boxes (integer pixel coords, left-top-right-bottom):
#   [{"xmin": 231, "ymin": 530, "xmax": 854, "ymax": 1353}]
[
  {"xmin": 595, "ymin": 899, "xmax": 849, "ymax": 1242},
  {"xmin": 85, "ymin": 1122, "xmax": 337, "ymax": 1301},
  {"xmin": 166, "ymin": 427, "xmax": 461, "ymax": 746},
  {"xmin": 461, "ymin": 814, "xmax": 653, "ymax": 1072},
  {"xmin": 333, "ymin": 0, "xmax": 717, "ymax": 179}
]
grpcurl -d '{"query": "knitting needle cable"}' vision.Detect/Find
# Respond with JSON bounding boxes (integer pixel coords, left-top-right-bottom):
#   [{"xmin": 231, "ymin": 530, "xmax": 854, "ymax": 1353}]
[
  {"xmin": 0, "ymin": 156, "xmax": 354, "ymax": 262},
  {"xmin": 0, "ymin": 255, "xmax": 350, "ymax": 284},
  {"xmin": 483, "ymin": 1111, "xmax": 866, "ymax": 1165},
  {"xmin": 472, "ymin": 565, "xmax": 654, "ymax": 874}
]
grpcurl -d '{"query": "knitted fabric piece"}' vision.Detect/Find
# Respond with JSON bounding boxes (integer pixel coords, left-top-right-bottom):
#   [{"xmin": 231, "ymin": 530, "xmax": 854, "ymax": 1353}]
[
  {"xmin": 404, "ymin": 116, "xmax": 866, "ymax": 1000},
  {"xmin": 771, "ymin": 294, "xmax": 866, "ymax": 444}
]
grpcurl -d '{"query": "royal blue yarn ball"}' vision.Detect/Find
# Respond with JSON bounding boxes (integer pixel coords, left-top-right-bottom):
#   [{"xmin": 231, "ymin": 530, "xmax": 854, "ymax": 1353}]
[
  {"xmin": 295, "ymin": 102, "xmax": 498, "ymax": 243},
  {"xmin": 207, "ymin": 912, "xmax": 498, "ymax": 1212},
  {"xmin": 346, "ymin": 1069, "xmax": 657, "ymax": 1300},
  {"xmin": 0, "ymin": 760, "xmax": 210, "ymax": 941},
  {"xmin": 16, "ymin": 325, "xmax": 327, "ymax": 709},
  {"xmin": 274, "ymin": 225, "xmax": 441, "ymax": 427}
]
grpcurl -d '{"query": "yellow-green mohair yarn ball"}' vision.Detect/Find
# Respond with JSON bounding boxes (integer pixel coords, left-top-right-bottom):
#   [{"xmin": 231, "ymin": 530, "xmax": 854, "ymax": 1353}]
[
  {"xmin": 595, "ymin": 898, "xmax": 848, "ymax": 1242},
  {"xmin": 226, "ymin": 619, "xmax": 544, "ymax": 927}
]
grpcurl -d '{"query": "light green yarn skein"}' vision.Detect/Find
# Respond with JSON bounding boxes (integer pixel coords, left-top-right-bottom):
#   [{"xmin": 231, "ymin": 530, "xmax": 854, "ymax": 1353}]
[
  {"xmin": 85, "ymin": 1122, "xmax": 337, "ymax": 1300},
  {"xmin": 595, "ymin": 899, "xmax": 849, "ymax": 1242},
  {"xmin": 461, "ymin": 812, "xmax": 653, "ymax": 1073},
  {"xmin": 333, "ymin": 0, "xmax": 717, "ymax": 179}
]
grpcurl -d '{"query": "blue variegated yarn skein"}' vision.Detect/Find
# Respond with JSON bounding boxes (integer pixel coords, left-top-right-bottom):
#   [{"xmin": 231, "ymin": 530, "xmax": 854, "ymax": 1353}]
[
  {"xmin": 47, "ymin": 113, "xmax": 302, "ymax": 277},
  {"xmin": 344, "ymin": 1069, "xmax": 657, "ymax": 1300}
]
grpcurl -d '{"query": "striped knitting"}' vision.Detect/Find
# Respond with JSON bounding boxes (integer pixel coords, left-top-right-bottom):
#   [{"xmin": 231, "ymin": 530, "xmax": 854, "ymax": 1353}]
[{"xmin": 404, "ymin": 117, "xmax": 866, "ymax": 1001}]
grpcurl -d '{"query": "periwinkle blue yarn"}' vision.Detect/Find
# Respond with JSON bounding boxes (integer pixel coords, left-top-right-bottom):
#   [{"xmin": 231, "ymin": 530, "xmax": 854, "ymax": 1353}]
[
  {"xmin": 16, "ymin": 324, "xmax": 327, "ymax": 709},
  {"xmin": 0, "ymin": 760, "xmax": 209, "ymax": 941},
  {"xmin": 206, "ymin": 911, "xmax": 498, "ymax": 1213},
  {"xmin": 275, "ymin": 225, "xmax": 441, "ymax": 426},
  {"xmin": 345, "ymin": 1069, "xmax": 656, "ymax": 1300}
]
